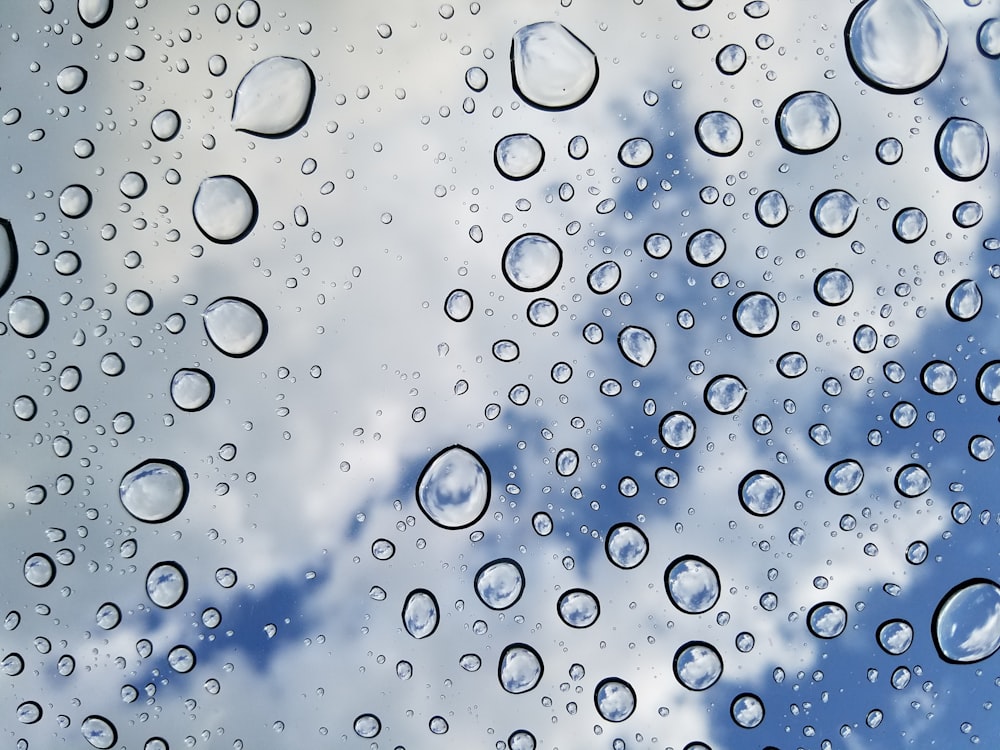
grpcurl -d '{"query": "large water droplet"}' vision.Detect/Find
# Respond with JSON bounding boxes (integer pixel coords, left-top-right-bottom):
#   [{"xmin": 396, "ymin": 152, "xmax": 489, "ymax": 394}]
[
  {"xmin": 81, "ymin": 715, "xmax": 117, "ymax": 749},
  {"xmin": 846, "ymin": 0, "xmax": 948, "ymax": 93},
  {"xmin": 151, "ymin": 109, "xmax": 181, "ymax": 141},
  {"xmin": 618, "ymin": 326, "xmax": 656, "ymax": 367},
  {"xmin": 717, "ymin": 44, "xmax": 747, "ymax": 74},
  {"xmin": 24, "ymin": 553, "xmax": 55, "ymax": 587},
  {"xmin": 8, "ymin": 296, "xmax": 48, "ymax": 338},
  {"xmin": 739, "ymin": 470, "xmax": 784, "ymax": 516},
  {"xmin": 695, "ymin": 111, "xmax": 743, "ymax": 156},
  {"xmin": 776, "ymin": 91, "xmax": 840, "ymax": 153},
  {"xmin": 588, "ymin": 260, "xmax": 622, "ymax": 294},
  {"xmin": 231, "ymin": 56, "xmax": 315, "ymax": 137},
  {"xmin": 876, "ymin": 619, "xmax": 913, "ymax": 655},
  {"xmin": 935, "ymin": 118, "xmax": 989, "ymax": 181},
  {"xmin": 78, "ymin": 0, "xmax": 112, "ymax": 28},
  {"xmin": 56, "ymin": 65, "xmax": 87, "ymax": 94},
  {"xmin": 510, "ymin": 22, "xmax": 598, "ymax": 110},
  {"xmin": 502, "ymin": 233, "xmax": 562, "ymax": 291},
  {"xmin": 920, "ymin": 360, "xmax": 957, "ymax": 394},
  {"xmin": 202, "ymin": 297, "xmax": 267, "ymax": 357},
  {"xmin": 146, "ymin": 561, "xmax": 189, "ymax": 608},
  {"xmin": 807, "ymin": 601, "xmax": 847, "ymax": 638},
  {"xmin": 594, "ymin": 678, "xmax": 636, "ymax": 722},
  {"xmin": 509, "ymin": 730, "xmax": 536, "ymax": 750},
  {"xmin": 733, "ymin": 292, "xmax": 778, "ymax": 336},
  {"xmin": 498, "ymin": 643, "xmax": 543, "ymax": 693},
  {"xmin": 59, "ymin": 184, "xmax": 92, "ymax": 218},
  {"xmin": 353, "ymin": 714, "xmax": 381, "ymax": 738},
  {"xmin": 730, "ymin": 693, "xmax": 765, "ymax": 728},
  {"xmin": 704, "ymin": 374, "xmax": 747, "ymax": 414},
  {"xmin": 618, "ymin": 137, "xmax": 653, "ymax": 167},
  {"xmin": 557, "ymin": 589, "xmax": 600, "ymax": 628},
  {"xmin": 686, "ymin": 229, "xmax": 726, "ymax": 266},
  {"xmin": 416, "ymin": 445, "xmax": 490, "ymax": 529},
  {"xmin": 754, "ymin": 190, "xmax": 787, "ymax": 227},
  {"xmin": 673, "ymin": 641, "xmax": 723, "ymax": 691},
  {"xmin": 977, "ymin": 361, "xmax": 1000, "ymax": 404},
  {"xmin": 444, "ymin": 289, "xmax": 473, "ymax": 322},
  {"xmin": 825, "ymin": 459, "xmax": 864, "ymax": 495},
  {"xmin": 0, "ymin": 218, "xmax": 17, "ymax": 298},
  {"xmin": 810, "ymin": 190, "xmax": 858, "ymax": 237},
  {"xmin": 895, "ymin": 463, "xmax": 931, "ymax": 497},
  {"xmin": 402, "ymin": 589, "xmax": 439, "ymax": 639},
  {"xmin": 494, "ymin": 134, "xmax": 545, "ymax": 180},
  {"xmin": 932, "ymin": 579, "xmax": 1000, "ymax": 664},
  {"xmin": 605, "ymin": 523, "xmax": 649, "ymax": 569},
  {"xmin": 192, "ymin": 175, "xmax": 258, "ymax": 243},
  {"xmin": 814, "ymin": 268, "xmax": 853, "ymax": 305},
  {"xmin": 170, "ymin": 368, "xmax": 215, "ymax": 411},
  {"xmin": 666, "ymin": 555, "xmax": 720, "ymax": 614},
  {"xmin": 892, "ymin": 206, "xmax": 928, "ymax": 243},
  {"xmin": 660, "ymin": 411, "xmax": 696, "ymax": 450},
  {"xmin": 119, "ymin": 459, "xmax": 189, "ymax": 523},
  {"xmin": 475, "ymin": 558, "xmax": 524, "ymax": 610}
]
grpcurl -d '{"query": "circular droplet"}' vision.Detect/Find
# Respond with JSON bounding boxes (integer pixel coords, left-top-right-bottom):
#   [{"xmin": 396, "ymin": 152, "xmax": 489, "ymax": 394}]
[
  {"xmin": 95, "ymin": 602, "xmax": 121, "ymax": 630},
  {"xmin": 167, "ymin": 645, "xmax": 196, "ymax": 673},
  {"xmin": 935, "ymin": 118, "xmax": 989, "ymax": 181},
  {"xmin": 502, "ymin": 233, "xmax": 562, "ymax": 292},
  {"xmin": 353, "ymin": 714, "xmax": 381, "ymax": 738},
  {"xmin": 933, "ymin": 579, "xmax": 1000, "ymax": 667},
  {"xmin": 666, "ymin": 555, "xmax": 720, "ymax": 614},
  {"xmin": 846, "ymin": 0, "xmax": 948, "ymax": 93},
  {"xmin": 510, "ymin": 22, "xmax": 598, "ymax": 110},
  {"xmin": 717, "ymin": 44, "xmax": 747, "ymax": 74},
  {"xmin": 203, "ymin": 297, "xmax": 267, "ymax": 357},
  {"xmin": 119, "ymin": 459, "xmax": 189, "ymax": 523},
  {"xmin": 733, "ymin": 292, "xmax": 778, "ymax": 337},
  {"xmin": 970, "ymin": 435, "xmax": 995, "ymax": 462},
  {"xmin": 193, "ymin": 176, "xmax": 258, "ymax": 243},
  {"xmin": 777, "ymin": 352, "xmax": 807, "ymax": 378},
  {"xmin": 755, "ymin": 190, "xmax": 787, "ymax": 227},
  {"xmin": 151, "ymin": 109, "xmax": 181, "ymax": 141},
  {"xmin": 695, "ymin": 111, "xmax": 743, "ymax": 156},
  {"xmin": 825, "ymin": 459, "xmax": 864, "ymax": 495},
  {"xmin": 953, "ymin": 201, "xmax": 983, "ymax": 228},
  {"xmin": 618, "ymin": 137, "xmax": 653, "ymax": 167},
  {"xmin": 146, "ymin": 561, "xmax": 188, "ymax": 608},
  {"xmin": 81, "ymin": 716, "xmax": 117, "ymax": 748},
  {"xmin": 807, "ymin": 602, "xmax": 847, "ymax": 638},
  {"xmin": 475, "ymin": 558, "xmax": 524, "ymax": 610},
  {"xmin": 24, "ymin": 553, "xmax": 55, "ymax": 587},
  {"xmin": 673, "ymin": 641, "xmax": 723, "ymax": 691},
  {"xmin": 13, "ymin": 395, "xmax": 36, "ymax": 421},
  {"xmin": 594, "ymin": 678, "xmax": 636, "ymax": 722},
  {"xmin": 810, "ymin": 190, "xmax": 858, "ymax": 237},
  {"xmin": 509, "ymin": 730, "xmax": 536, "ymax": 750},
  {"xmin": 605, "ymin": 523, "xmax": 649, "ymax": 569},
  {"xmin": 730, "ymin": 693, "xmax": 765, "ymax": 728},
  {"xmin": 660, "ymin": 411, "xmax": 696, "ymax": 450},
  {"xmin": 231, "ymin": 56, "xmax": 315, "ymax": 136},
  {"xmin": 814, "ymin": 268, "xmax": 853, "ymax": 305},
  {"xmin": 877, "ymin": 619, "xmax": 914, "ymax": 655},
  {"xmin": 170, "ymin": 369, "xmax": 215, "ymax": 411},
  {"xmin": 526, "ymin": 298, "xmax": 557, "ymax": 327},
  {"xmin": 618, "ymin": 326, "xmax": 656, "ymax": 367},
  {"xmin": 2, "ymin": 652, "xmax": 24, "ymax": 676},
  {"xmin": 895, "ymin": 463, "xmax": 931, "ymax": 497},
  {"xmin": 215, "ymin": 567, "xmax": 237, "ymax": 588},
  {"xmin": 0, "ymin": 218, "xmax": 17, "ymax": 298},
  {"xmin": 644, "ymin": 233, "xmax": 671, "ymax": 259},
  {"xmin": 59, "ymin": 184, "xmax": 92, "ymax": 218},
  {"xmin": 876, "ymin": 137, "xmax": 903, "ymax": 164},
  {"xmin": 416, "ymin": 445, "xmax": 490, "ymax": 529},
  {"xmin": 739, "ymin": 471, "xmax": 784, "ymax": 516},
  {"xmin": 119, "ymin": 171, "xmax": 147, "ymax": 199},
  {"xmin": 977, "ymin": 361, "xmax": 1000, "ymax": 404},
  {"xmin": 498, "ymin": 643, "xmax": 543, "ymax": 693},
  {"xmin": 444, "ymin": 289, "xmax": 473, "ymax": 322},
  {"xmin": 8, "ymin": 296, "xmax": 48, "ymax": 338},
  {"xmin": 494, "ymin": 134, "xmax": 544, "ymax": 180},
  {"xmin": 704, "ymin": 374, "xmax": 747, "ymax": 414},
  {"xmin": 920, "ymin": 360, "xmax": 957, "ymax": 394},
  {"xmin": 588, "ymin": 260, "xmax": 621, "ymax": 294},
  {"xmin": 557, "ymin": 588, "xmax": 600, "ymax": 628},
  {"xmin": 686, "ymin": 229, "xmax": 726, "ymax": 266},
  {"xmin": 460, "ymin": 653, "xmax": 482, "ymax": 671},
  {"xmin": 402, "ymin": 589, "xmax": 439, "ymax": 639},
  {"xmin": 56, "ymin": 65, "xmax": 87, "ymax": 93},
  {"xmin": 776, "ymin": 91, "xmax": 840, "ymax": 153},
  {"xmin": 892, "ymin": 207, "xmax": 927, "ymax": 243}
]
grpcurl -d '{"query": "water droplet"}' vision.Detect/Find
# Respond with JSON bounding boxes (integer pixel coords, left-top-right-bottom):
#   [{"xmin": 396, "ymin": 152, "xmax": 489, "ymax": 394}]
[
  {"xmin": 498, "ymin": 643, "xmax": 543, "ymax": 693},
  {"xmin": 977, "ymin": 361, "xmax": 1000, "ymax": 404},
  {"xmin": 777, "ymin": 352, "xmax": 807, "ymax": 378},
  {"xmin": 2, "ymin": 652, "xmax": 24, "ymax": 676},
  {"xmin": 402, "ymin": 588, "xmax": 439, "ymax": 639},
  {"xmin": 231, "ymin": 56, "xmax": 315, "ymax": 137},
  {"xmin": 695, "ymin": 111, "xmax": 743, "ymax": 156},
  {"xmin": 56, "ymin": 65, "xmax": 87, "ymax": 94},
  {"xmin": 146, "ymin": 561, "xmax": 189, "ymax": 608},
  {"xmin": 739, "ymin": 470, "xmax": 784, "ymax": 516},
  {"xmin": 755, "ymin": 190, "xmax": 787, "ymax": 226},
  {"xmin": 119, "ymin": 459, "xmax": 189, "ymax": 523},
  {"xmin": 846, "ymin": 0, "xmax": 948, "ymax": 93},
  {"xmin": 605, "ymin": 523, "xmax": 649, "ymax": 569},
  {"xmin": 876, "ymin": 619, "xmax": 913, "ymax": 655},
  {"xmin": 475, "ymin": 558, "xmax": 525, "ymax": 609},
  {"xmin": 730, "ymin": 693, "xmax": 765, "ymax": 728},
  {"xmin": 808, "ymin": 602, "xmax": 847, "ymax": 638},
  {"xmin": 618, "ymin": 326, "xmax": 656, "ymax": 367},
  {"xmin": 24, "ymin": 553, "xmax": 54, "ymax": 587},
  {"xmin": 935, "ymin": 118, "xmax": 989, "ymax": 181},
  {"xmin": 932, "ymin": 579, "xmax": 1000, "ymax": 663},
  {"xmin": 502, "ymin": 233, "xmax": 562, "ymax": 291},
  {"xmin": 876, "ymin": 137, "xmax": 903, "ymax": 164},
  {"xmin": 895, "ymin": 463, "xmax": 931, "ymax": 497},
  {"xmin": 814, "ymin": 268, "xmax": 853, "ymax": 305},
  {"xmin": 666, "ymin": 555, "xmax": 720, "ymax": 614},
  {"xmin": 810, "ymin": 190, "xmax": 858, "ymax": 237},
  {"xmin": 236, "ymin": 0, "xmax": 260, "ymax": 26},
  {"xmin": 167, "ymin": 644, "xmax": 196, "ymax": 673},
  {"xmin": 673, "ymin": 641, "xmax": 723, "ymax": 691},
  {"xmin": 953, "ymin": 201, "xmax": 983, "ymax": 228},
  {"xmin": 8, "ymin": 296, "xmax": 48, "ymax": 338},
  {"xmin": 510, "ymin": 22, "xmax": 598, "ymax": 110},
  {"xmin": 906, "ymin": 540, "xmax": 929, "ymax": 564},
  {"xmin": 59, "ymin": 184, "xmax": 92, "ymax": 218},
  {"xmin": 203, "ymin": 297, "xmax": 267, "ymax": 357},
  {"xmin": 618, "ymin": 137, "xmax": 653, "ymax": 167},
  {"xmin": 969, "ymin": 435, "xmax": 995, "ymax": 461},
  {"xmin": 170, "ymin": 368, "xmax": 215, "ymax": 411},
  {"xmin": 416, "ymin": 445, "xmax": 490, "ymax": 529},
  {"xmin": 17, "ymin": 701, "xmax": 42, "ymax": 724},
  {"xmin": 892, "ymin": 207, "xmax": 927, "ymax": 243},
  {"xmin": 78, "ymin": 0, "xmax": 112, "ymax": 28},
  {"xmin": 644, "ymin": 232, "xmax": 672, "ymax": 258},
  {"xmin": 920, "ymin": 360, "xmax": 957, "ymax": 394},
  {"xmin": 776, "ymin": 91, "xmax": 840, "ymax": 153},
  {"xmin": 557, "ymin": 588, "xmax": 600, "ymax": 628},
  {"xmin": 95, "ymin": 602, "xmax": 121, "ymax": 630},
  {"xmin": 660, "ymin": 411, "xmax": 696, "ymax": 449},
  {"xmin": 825, "ymin": 459, "xmax": 864, "ymax": 495},
  {"xmin": 588, "ymin": 260, "xmax": 622, "ymax": 294},
  {"xmin": 192, "ymin": 176, "xmax": 258, "ymax": 243},
  {"xmin": 509, "ymin": 730, "xmax": 537, "ymax": 750},
  {"xmin": 686, "ymin": 229, "xmax": 726, "ymax": 266},
  {"xmin": 151, "ymin": 109, "xmax": 180, "ymax": 141},
  {"xmin": 444, "ymin": 289, "xmax": 473, "ymax": 322},
  {"xmin": 733, "ymin": 292, "xmax": 778, "ymax": 336},
  {"xmin": 717, "ymin": 44, "xmax": 747, "ymax": 74},
  {"xmin": 353, "ymin": 714, "xmax": 381, "ymax": 738},
  {"xmin": 494, "ymin": 134, "xmax": 545, "ymax": 180},
  {"xmin": 704, "ymin": 374, "xmax": 747, "ymax": 414},
  {"xmin": 594, "ymin": 677, "xmax": 636, "ymax": 722},
  {"xmin": 215, "ymin": 567, "xmax": 237, "ymax": 588}
]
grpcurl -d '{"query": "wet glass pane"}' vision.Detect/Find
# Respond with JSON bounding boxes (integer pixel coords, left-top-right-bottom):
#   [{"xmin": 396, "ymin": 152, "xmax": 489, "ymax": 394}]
[{"xmin": 2, "ymin": 0, "xmax": 1000, "ymax": 748}]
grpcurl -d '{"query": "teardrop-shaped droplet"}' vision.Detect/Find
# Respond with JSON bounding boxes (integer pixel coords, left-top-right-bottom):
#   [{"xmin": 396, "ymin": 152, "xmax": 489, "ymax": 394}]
[
  {"xmin": 932, "ymin": 579, "xmax": 1000, "ymax": 664},
  {"xmin": 402, "ymin": 588, "xmax": 439, "ymax": 639},
  {"xmin": 947, "ymin": 280, "xmax": 982, "ymax": 321},
  {"xmin": 618, "ymin": 326, "xmax": 656, "ymax": 367},
  {"xmin": 231, "ymin": 56, "xmax": 315, "ymax": 137},
  {"xmin": 510, "ymin": 22, "xmax": 598, "ymax": 110},
  {"xmin": 202, "ymin": 297, "xmax": 267, "ymax": 357},
  {"xmin": 192, "ymin": 175, "xmax": 258, "ymax": 243},
  {"xmin": 416, "ymin": 445, "xmax": 490, "ymax": 529}
]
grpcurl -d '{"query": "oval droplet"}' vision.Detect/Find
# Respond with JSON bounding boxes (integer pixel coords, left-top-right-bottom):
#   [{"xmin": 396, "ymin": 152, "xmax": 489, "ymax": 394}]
[
  {"xmin": 202, "ymin": 297, "xmax": 267, "ymax": 357},
  {"xmin": 192, "ymin": 175, "xmax": 258, "ymax": 243},
  {"xmin": 673, "ymin": 641, "xmax": 723, "ymax": 691},
  {"xmin": 825, "ymin": 459, "xmax": 864, "ymax": 495},
  {"xmin": 694, "ymin": 111, "xmax": 743, "ymax": 156},
  {"xmin": 618, "ymin": 137, "xmax": 653, "ymax": 167},
  {"xmin": 78, "ymin": 0, "xmax": 112, "ymax": 28},
  {"xmin": 0, "ymin": 218, "xmax": 17, "ymax": 298},
  {"xmin": 977, "ymin": 361, "xmax": 1000, "ymax": 404},
  {"xmin": 876, "ymin": 619, "xmax": 914, "ymax": 655},
  {"xmin": 739, "ymin": 471, "xmax": 784, "ymax": 516},
  {"xmin": 8, "ymin": 296, "xmax": 48, "ymax": 338},
  {"xmin": 776, "ymin": 91, "xmax": 840, "ymax": 153},
  {"xmin": 895, "ymin": 463, "xmax": 931, "ymax": 497},
  {"xmin": 587, "ymin": 260, "xmax": 621, "ymax": 294},
  {"xmin": 510, "ymin": 22, "xmax": 598, "ymax": 110},
  {"xmin": 170, "ymin": 368, "xmax": 215, "ymax": 411},
  {"xmin": 932, "ymin": 579, "xmax": 1000, "ymax": 664},
  {"xmin": 502, "ymin": 233, "xmax": 562, "ymax": 292},
  {"xmin": 402, "ymin": 588, "xmax": 439, "ymax": 639},
  {"xmin": 416, "ymin": 445, "xmax": 491, "ymax": 529},
  {"xmin": 660, "ymin": 411, "xmax": 696, "ymax": 450},
  {"xmin": 81, "ymin": 716, "xmax": 117, "ymax": 749},
  {"xmin": 754, "ymin": 190, "xmax": 787, "ymax": 227},
  {"xmin": 704, "ymin": 374, "xmax": 747, "ymax": 414},
  {"xmin": 498, "ymin": 643, "xmax": 543, "ymax": 693},
  {"xmin": 56, "ymin": 65, "xmax": 87, "ymax": 94},
  {"xmin": 605, "ymin": 523, "xmax": 649, "ymax": 569},
  {"xmin": 474, "ymin": 558, "xmax": 525, "ymax": 610},
  {"xmin": 594, "ymin": 678, "xmax": 636, "ymax": 722},
  {"xmin": 686, "ymin": 229, "xmax": 726, "ymax": 266},
  {"xmin": 231, "ymin": 56, "xmax": 315, "ymax": 137},
  {"xmin": 618, "ymin": 326, "xmax": 656, "ymax": 367},
  {"xmin": 810, "ymin": 190, "xmax": 858, "ymax": 237},
  {"xmin": 151, "ymin": 109, "xmax": 181, "ymax": 141},
  {"xmin": 146, "ymin": 561, "xmax": 189, "ymax": 608},
  {"xmin": 353, "ymin": 714, "xmax": 381, "ymax": 738},
  {"xmin": 807, "ymin": 601, "xmax": 847, "ymax": 638},
  {"xmin": 557, "ymin": 588, "xmax": 600, "ymax": 628},
  {"xmin": 665, "ymin": 555, "xmax": 720, "ymax": 614},
  {"xmin": 119, "ymin": 459, "xmax": 189, "ymax": 523},
  {"xmin": 494, "ymin": 133, "xmax": 545, "ymax": 180},
  {"xmin": 716, "ymin": 44, "xmax": 747, "ymax": 74},
  {"xmin": 935, "ymin": 118, "xmax": 989, "ymax": 181}
]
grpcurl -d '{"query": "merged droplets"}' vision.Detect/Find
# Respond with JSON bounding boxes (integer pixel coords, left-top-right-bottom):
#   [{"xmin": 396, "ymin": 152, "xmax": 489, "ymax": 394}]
[
  {"xmin": 119, "ymin": 459, "xmax": 189, "ymax": 523},
  {"xmin": 665, "ymin": 555, "xmax": 720, "ymax": 614},
  {"xmin": 807, "ymin": 602, "xmax": 848, "ymax": 638},
  {"xmin": 811, "ymin": 190, "xmax": 858, "ymax": 237},
  {"xmin": 673, "ymin": 641, "xmax": 723, "ymax": 691},
  {"xmin": 415, "ymin": 445, "xmax": 490, "ymax": 529},
  {"xmin": 474, "ymin": 558, "xmax": 524, "ymax": 610},
  {"xmin": 402, "ymin": 589, "xmax": 439, "ymax": 639},
  {"xmin": 704, "ymin": 375, "xmax": 747, "ymax": 414},
  {"xmin": 192, "ymin": 176, "xmax": 258, "ymax": 243},
  {"xmin": 694, "ymin": 111, "xmax": 743, "ymax": 156},
  {"xmin": 231, "ymin": 56, "xmax": 315, "ymax": 137},
  {"xmin": 498, "ymin": 643, "xmax": 544, "ymax": 693},
  {"xmin": 510, "ymin": 22, "xmax": 598, "ymax": 110},
  {"xmin": 494, "ymin": 134, "xmax": 545, "ymax": 180},
  {"xmin": 776, "ymin": 91, "xmax": 840, "ymax": 154},
  {"xmin": 502, "ymin": 233, "xmax": 562, "ymax": 291},
  {"xmin": 605, "ymin": 523, "xmax": 649, "ymax": 569},
  {"xmin": 932, "ymin": 579, "xmax": 1000, "ymax": 664},
  {"xmin": 739, "ymin": 471, "xmax": 784, "ymax": 516},
  {"xmin": 170, "ymin": 368, "xmax": 215, "ymax": 411},
  {"xmin": 146, "ymin": 561, "xmax": 189, "ymax": 608},
  {"xmin": 202, "ymin": 297, "xmax": 267, "ymax": 357},
  {"xmin": 935, "ymin": 118, "xmax": 989, "ymax": 181},
  {"xmin": 557, "ymin": 589, "xmax": 600, "ymax": 628},
  {"xmin": 617, "ymin": 326, "xmax": 656, "ymax": 367},
  {"xmin": 594, "ymin": 678, "xmax": 636, "ymax": 722},
  {"xmin": 846, "ymin": 0, "xmax": 948, "ymax": 93},
  {"xmin": 733, "ymin": 293, "xmax": 778, "ymax": 337}
]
